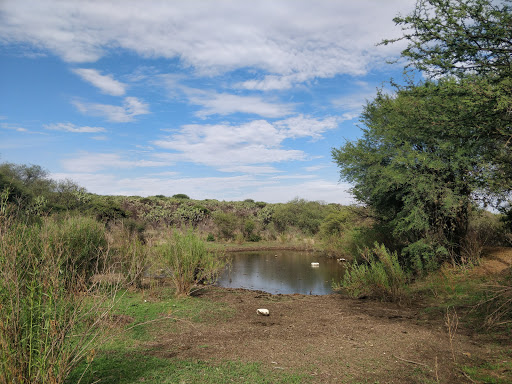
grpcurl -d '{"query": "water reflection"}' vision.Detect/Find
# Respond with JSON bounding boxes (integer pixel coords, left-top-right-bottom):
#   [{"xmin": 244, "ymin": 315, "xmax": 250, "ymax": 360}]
[{"xmin": 217, "ymin": 250, "xmax": 347, "ymax": 295}]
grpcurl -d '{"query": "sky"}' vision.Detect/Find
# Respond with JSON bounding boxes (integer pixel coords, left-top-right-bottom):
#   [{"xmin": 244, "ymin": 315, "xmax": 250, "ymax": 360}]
[{"xmin": 0, "ymin": 0, "xmax": 416, "ymax": 204}]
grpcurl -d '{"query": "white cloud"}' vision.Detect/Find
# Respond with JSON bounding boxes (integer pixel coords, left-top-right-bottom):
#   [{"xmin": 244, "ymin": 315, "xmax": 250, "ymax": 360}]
[
  {"xmin": 304, "ymin": 165, "xmax": 328, "ymax": 172},
  {"xmin": 185, "ymin": 88, "xmax": 294, "ymax": 118},
  {"xmin": 72, "ymin": 97, "xmax": 150, "ymax": 122},
  {"xmin": 270, "ymin": 174, "xmax": 315, "ymax": 180},
  {"xmin": 72, "ymin": 68, "xmax": 126, "ymax": 96},
  {"xmin": 0, "ymin": 1, "xmax": 413, "ymax": 85},
  {"xmin": 153, "ymin": 115, "xmax": 337, "ymax": 168},
  {"xmin": 217, "ymin": 165, "xmax": 281, "ymax": 174},
  {"xmin": 247, "ymin": 180, "xmax": 355, "ymax": 204},
  {"xmin": 1, "ymin": 123, "xmax": 27, "ymax": 132},
  {"xmin": 275, "ymin": 115, "xmax": 338, "ymax": 140},
  {"xmin": 1, "ymin": 122, "xmax": 45, "ymax": 134},
  {"xmin": 44, "ymin": 122, "xmax": 106, "ymax": 133},
  {"xmin": 61, "ymin": 152, "xmax": 168, "ymax": 172},
  {"xmin": 91, "ymin": 135, "xmax": 108, "ymax": 141}
]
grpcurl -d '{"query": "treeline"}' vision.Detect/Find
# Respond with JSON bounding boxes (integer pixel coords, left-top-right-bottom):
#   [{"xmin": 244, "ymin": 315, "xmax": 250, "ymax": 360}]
[
  {"xmin": 0, "ymin": 161, "xmax": 374, "ymax": 255},
  {"xmin": 2, "ymin": 160, "xmax": 510, "ymax": 256}
]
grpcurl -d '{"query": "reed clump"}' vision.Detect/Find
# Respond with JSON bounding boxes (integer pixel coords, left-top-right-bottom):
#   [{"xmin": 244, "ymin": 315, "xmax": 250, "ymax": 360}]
[
  {"xmin": 0, "ymin": 206, "xmax": 117, "ymax": 384},
  {"xmin": 334, "ymin": 243, "xmax": 408, "ymax": 302},
  {"xmin": 158, "ymin": 230, "xmax": 228, "ymax": 296}
]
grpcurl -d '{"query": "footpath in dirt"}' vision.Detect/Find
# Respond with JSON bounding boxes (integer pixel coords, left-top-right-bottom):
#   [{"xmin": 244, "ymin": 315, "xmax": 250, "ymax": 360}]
[{"xmin": 145, "ymin": 249, "xmax": 512, "ymax": 384}]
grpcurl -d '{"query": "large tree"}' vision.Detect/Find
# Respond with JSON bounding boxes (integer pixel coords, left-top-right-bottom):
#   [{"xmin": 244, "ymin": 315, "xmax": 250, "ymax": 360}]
[
  {"xmin": 333, "ymin": 77, "xmax": 510, "ymax": 269},
  {"xmin": 332, "ymin": 0, "xmax": 512, "ymax": 268},
  {"xmin": 383, "ymin": 0, "xmax": 512, "ymax": 155}
]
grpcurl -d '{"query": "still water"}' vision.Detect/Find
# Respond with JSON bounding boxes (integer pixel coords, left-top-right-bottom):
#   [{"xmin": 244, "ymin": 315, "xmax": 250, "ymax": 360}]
[{"xmin": 216, "ymin": 250, "xmax": 347, "ymax": 295}]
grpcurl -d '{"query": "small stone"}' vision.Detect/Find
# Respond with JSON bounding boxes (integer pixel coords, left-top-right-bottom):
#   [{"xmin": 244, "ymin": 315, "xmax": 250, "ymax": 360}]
[{"xmin": 257, "ymin": 308, "xmax": 270, "ymax": 316}]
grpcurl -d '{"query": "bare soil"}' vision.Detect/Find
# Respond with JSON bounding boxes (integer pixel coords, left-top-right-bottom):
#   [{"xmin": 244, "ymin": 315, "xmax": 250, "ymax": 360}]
[{"xmin": 143, "ymin": 249, "xmax": 512, "ymax": 384}]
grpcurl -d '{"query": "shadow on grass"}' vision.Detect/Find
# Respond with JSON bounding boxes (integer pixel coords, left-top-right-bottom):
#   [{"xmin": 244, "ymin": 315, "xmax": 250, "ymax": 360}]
[{"xmin": 68, "ymin": 350, "xmax": 308, "ymax": 384}]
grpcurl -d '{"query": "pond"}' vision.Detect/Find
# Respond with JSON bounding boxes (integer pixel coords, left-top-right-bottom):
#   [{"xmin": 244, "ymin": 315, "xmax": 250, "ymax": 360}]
[{"xmin": 216, "ymin": 250, "xmax": 347, "ymax": 295}]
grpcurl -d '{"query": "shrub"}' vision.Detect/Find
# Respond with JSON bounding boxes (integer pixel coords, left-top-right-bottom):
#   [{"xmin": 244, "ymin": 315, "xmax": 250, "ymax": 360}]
[
  {"xmin": 335, "ymin": 243, "xmax": 408, "ymax": 302},
  {"xmin": 47, "ymin": 216, "xmax": 108, "ymax": 287},
  {"xmin": 272, "ymin": 199, "xmax": 329, "ymax": 235},
  {"xmin": 213, "ymin": 211, "xmax": 238, "ymax": 240},
  {"xmin": 172, "ymin": 193, "xmax": 190, "ymax": 199},
  {"xmin": 112, "ymin": 221, "xmax": 150, "ymax": 289},
  {"xmin": 0, "ymin": 214, "xmax": 116, "ymax": 384},
  {"xmin": 243, "ymin": 218, "xmax": 258, "ymax": 240},
  {"xmin": 158, "ymin": 230, "xmax": 227, "ymax": 296}
]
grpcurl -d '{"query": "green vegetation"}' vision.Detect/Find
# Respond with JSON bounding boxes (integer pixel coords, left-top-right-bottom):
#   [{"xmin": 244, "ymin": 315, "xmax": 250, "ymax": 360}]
[
  {"xmin": 66, "ymin": 289, "xmax": 306, "ymax": 384},
  {"xmin": 70, "ymin": 356, "xmax": 307, "ymax": 384},
  {"xmin": 333, "ymin": 0, "xmax": 512, "ymax": 277},
  {"xmin": 157, "ymin": 230, "xmax": 227, "ymax": 296},
  {"xmin": 332, "ymin": 77, "xmax": 510, "ymax": 268},
  {"xmin": 335, "ymin": 243, "xmax": 408, "ymax": 302},
  {"xmin": 1, "ymin": 1, "xmax": 511, "ymax": 382},
  {"xmin": 0, "ymin": 208, "xmax": 116, "ymax": 383}
]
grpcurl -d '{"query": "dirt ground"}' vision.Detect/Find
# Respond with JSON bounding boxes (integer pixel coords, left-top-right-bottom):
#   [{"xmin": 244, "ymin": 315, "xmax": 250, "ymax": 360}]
[{"xmin": 144, "ymin": 249, "xmax": 512, "ymax": 384}]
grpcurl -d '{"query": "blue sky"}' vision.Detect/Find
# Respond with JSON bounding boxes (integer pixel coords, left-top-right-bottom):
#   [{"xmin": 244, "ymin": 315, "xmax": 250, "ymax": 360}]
[{"xmin": 0, "ymin": 0, "xmax": 415, "ymax": 203}]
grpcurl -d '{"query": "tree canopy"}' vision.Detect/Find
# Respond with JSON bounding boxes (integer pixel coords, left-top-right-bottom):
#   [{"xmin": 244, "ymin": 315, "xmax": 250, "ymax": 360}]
[
  {"xmin": 382, "ymin": 0, "xmax": 512, "ymax": 78},
  {"xmin": 333, "ymin": 0, "xmax": 512, "ymax": 268}
]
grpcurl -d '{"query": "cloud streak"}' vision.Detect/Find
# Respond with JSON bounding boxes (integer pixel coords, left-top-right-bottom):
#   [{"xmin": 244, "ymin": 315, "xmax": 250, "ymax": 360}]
[
  {"xmin": 72, "ymin": 68, "xmax": 127, "ymax": 96},
  {"xmin": 185, "ymin": 89, "xmax": 295, "ymax": 118},
  {"xmin": 72, "ymin": 97, "xmax": 150, "ymax": 122},
  {"xmin": 44, "ymin": 122, "xmax": 106, "ymax": 133},
  {"xmin": 62, "ymin": 152, "xmax": 168, "ymax": 172}
]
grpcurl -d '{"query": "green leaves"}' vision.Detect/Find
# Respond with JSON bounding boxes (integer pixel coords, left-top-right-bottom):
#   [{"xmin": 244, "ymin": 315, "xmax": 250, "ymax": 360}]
[
  {"xmin": 333, "ymin": 77, "xmax": 509, "ymax": 265},
  {"xmin": 384, "ymin": 0, "xmax": 512, "ymax": 79}
]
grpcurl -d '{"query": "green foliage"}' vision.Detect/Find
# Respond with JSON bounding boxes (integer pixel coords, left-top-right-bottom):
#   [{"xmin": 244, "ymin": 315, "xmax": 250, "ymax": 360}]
[
  {"xmin": 0, "ymin": 213, "xmax": 115, "ymax": 384},
  {"xmin": 158, "ymin": 230, "xmax": 227, "ymax": 296},
  {"xmin": 173, "ymin": 205, "xmax": 209, "ymax": 226},
  {"xmin": 272, "ymin": 198, "xmax": 330, "ymax": 235},
  {"xmin": 88, "ymin": 196, "xmax": 129, "ymax": 222},
  {"xmin": 114, "ymin": 221, "xmax": 149, "ymax": 289},
  {"xmin": 243, "ymin": 219, "xmax": 256, "ymax": 239},
  {"xmin": 206, "ymin": 233, "xmax": 215, "ymax": 242},
  {"xmin": 333, "ymin": 77, "xmax": 511, "ymax": 265},
  {"xmin": 172, "ymin": 193, "xmax": 190, "ymax": 199},
  {"xmin": 335, "ymin": 243, "xmax": 408, "ymax": 302},
  {"xmin": 257, "ymin": 205, "xmax": 274, "ymax": 225},
  {"xmin": 44, "ymin": 216, "xmax": 108, "ymax": 287},
  {"xmin": 382, "ymin": 0, "xmax": 512, "ymax": 79},
  {"xmin": 320, "ymin": 208, "xmax": 356, "ymax": 237},
  {"xmin": 213, "ymin": 211, "xmax": 238, "ymax": 240}
]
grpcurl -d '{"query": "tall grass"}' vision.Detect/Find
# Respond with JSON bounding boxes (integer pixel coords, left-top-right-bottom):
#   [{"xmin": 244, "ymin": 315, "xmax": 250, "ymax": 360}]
[
  {"xmin": 158, "ymin": 230, "xmax": 228, "ymax": 296},
  {"xmin": 334, "ymin": 243, "xmax": 408, "ymax": 302},
  {"xmin": 106, "ymin": 220, "xmax": 151, "ymax": 289},
  {"xmin": 0, "ymin": 210, "xmax": 117, "ymax": 384}
]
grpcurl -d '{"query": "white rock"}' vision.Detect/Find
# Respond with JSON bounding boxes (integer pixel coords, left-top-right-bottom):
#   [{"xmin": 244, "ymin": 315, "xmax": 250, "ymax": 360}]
[
  {"xmin": 311, "ymin": 262, "xmax": 320, "ymax": 267},
  {"xmin": 257, "ymin": 308, "xmax": 270, "ymax": 316}
]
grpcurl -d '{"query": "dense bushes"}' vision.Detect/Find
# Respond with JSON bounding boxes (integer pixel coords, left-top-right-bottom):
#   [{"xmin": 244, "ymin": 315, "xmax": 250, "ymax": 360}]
[
  {"xmin": 157, "ymin": 230, "xmax": 227, "ymax": 296},
  {"xmin": 335, "ymin": 243, "xmax": 408, "ymax": 302},
  {"xmin": 50, "ymin": 216, "xmax": 108, "ymax": 287},
  {"xmin": 272, "ymin": 198, "xmax": 334, "ymax": 235},
  {"xmin": 0, "ymin": 213, "xmax": 115, "ymax": 384}
]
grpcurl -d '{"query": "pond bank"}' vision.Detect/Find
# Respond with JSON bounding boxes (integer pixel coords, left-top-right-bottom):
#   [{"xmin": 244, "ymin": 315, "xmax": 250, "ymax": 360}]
[{"xmin": 80, "ymin": 248, "xmax": 511, "ymax": 384}]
